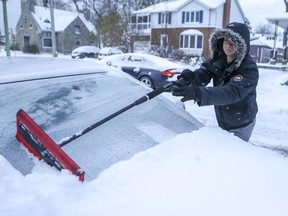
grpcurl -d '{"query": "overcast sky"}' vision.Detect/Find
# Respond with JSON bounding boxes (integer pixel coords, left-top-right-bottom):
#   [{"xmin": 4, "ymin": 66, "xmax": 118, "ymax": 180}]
[
  {"xmin": 0, "ymin": 0, "xmax": 286, "ymax": 34},
  {"xmin": 239, "ymin": 0, "xmax": 285, "ymax": 28}
]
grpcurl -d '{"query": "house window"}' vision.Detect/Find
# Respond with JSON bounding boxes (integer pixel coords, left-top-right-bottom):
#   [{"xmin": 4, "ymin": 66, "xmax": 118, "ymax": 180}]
[
  {"xmin": 43, "ymin": 38, "xmax": 52, "ymax": 48},
  {"xmin": 196, "ymin": 36, "xmax": 203, "ymax": 48},
  {"xmin": 184, "ymin": 35, "xmax": 189, "ymax": 48},
  {"xmin": 75, "ymin": 25, "xmax": 80, "ymax": 34},
  {"xmin": 160, "ymin": 34, "xmax": 168, "ymax": 47},
  {"xmin": 158, "ymin": 12, "xmax": 172, "ymax": 25},
  {"xmin": 76, "ymin": 41, "xmax": 80, "ymax": 46},
  {"xmin": 189, "ymin": 35, "xmax": 195, "ymax": 48},
  {"xmin": 185, "ymin": 12, "xmax": 190, "ymax": 23},
  {"xmin": 180, "ymin": 34, "xmax": 203, "ymax": 49},
  {"xmin": 182, "ymin": 10, "xmax": 203, "ymax": 23},
  {"xmin": 179, "ymin": 30, "xmax": 203, "ymax": 53},
  {"xmin": 131, "ymin": 14, "xmax": 150, "ymax": 31}
]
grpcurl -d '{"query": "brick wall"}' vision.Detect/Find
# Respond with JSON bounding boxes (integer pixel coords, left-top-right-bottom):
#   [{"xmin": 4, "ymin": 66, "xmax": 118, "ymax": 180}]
[{"xmin": 151, "ymin": 27, "xmax": 216, "ymax": 57}]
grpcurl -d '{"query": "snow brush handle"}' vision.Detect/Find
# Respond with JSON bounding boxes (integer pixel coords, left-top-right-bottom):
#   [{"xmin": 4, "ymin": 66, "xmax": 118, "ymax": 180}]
[
  {"xmin": 58, "ymin": 80, "xmax": 180, "ymax": 147},
  {"xmin": 135, "ymin": 77, "xmax": 185, "ymax": 105}
]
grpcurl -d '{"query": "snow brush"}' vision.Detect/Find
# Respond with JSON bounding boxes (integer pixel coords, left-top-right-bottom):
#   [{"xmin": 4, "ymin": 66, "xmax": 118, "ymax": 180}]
[{"xmin": 16, "ymin": 79, "xmax": 183, "ymax": 181}]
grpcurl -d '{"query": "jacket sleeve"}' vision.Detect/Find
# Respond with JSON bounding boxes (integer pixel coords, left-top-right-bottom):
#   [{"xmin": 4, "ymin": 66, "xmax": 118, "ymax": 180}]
[
  {"xmin": 197, "ymin": 61, "xmax": 259, "ymax": 106},
  {"xmin": 193, "ymin": 59, "xmax": 213, "ymax": 86}
]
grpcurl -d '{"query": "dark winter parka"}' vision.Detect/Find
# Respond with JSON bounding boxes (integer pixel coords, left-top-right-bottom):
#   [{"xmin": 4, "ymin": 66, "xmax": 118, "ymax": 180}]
[{"xmin": 194, "ymin": 22, "xmax": 259, "ymax": 130}]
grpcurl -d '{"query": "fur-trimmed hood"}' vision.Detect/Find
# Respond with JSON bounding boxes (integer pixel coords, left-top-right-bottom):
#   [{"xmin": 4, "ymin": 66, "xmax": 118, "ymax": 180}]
[{"xmin": 209, "ymin": 22, "xmax": 250, "ymax": 69}]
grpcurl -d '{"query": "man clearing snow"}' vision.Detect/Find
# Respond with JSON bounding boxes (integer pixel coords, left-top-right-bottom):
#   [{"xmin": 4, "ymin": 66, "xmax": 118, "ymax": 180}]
[{"xmin": 172, "ymin": 22, "xmax": 259, "ymax": 142}]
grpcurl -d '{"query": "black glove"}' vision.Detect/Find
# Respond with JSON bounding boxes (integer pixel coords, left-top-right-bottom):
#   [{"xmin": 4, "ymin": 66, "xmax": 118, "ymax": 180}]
[
  {"xmin": 178, "ymin": 69, "xmax": 196, "ymax": 81},
  {"xmin": 172, "ymin": 81, "xmax": 199, "ymax": 102}
]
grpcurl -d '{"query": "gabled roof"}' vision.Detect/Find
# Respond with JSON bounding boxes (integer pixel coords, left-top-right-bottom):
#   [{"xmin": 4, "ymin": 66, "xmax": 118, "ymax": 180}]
[
  {"xmin": 267, "ymin": 12, "xmax": 288, "ymax": 30},
  {"xmin": 32, "ymin": 6, "xmax": 95, "ymax": 32},
  {"xmin": 196, "ymin": 0, "xmax": 226, "ymax": 9},
  {"xmin": 133, "ymin": 0, "xmax": 226, "ymax": 14}
]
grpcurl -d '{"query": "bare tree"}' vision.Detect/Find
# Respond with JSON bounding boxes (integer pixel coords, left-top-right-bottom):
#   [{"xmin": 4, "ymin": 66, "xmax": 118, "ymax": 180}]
[
  {"xmin": 54, "ymin": 0, "xmax": 72, "ymax": 10},
  {"xmin": 42, "ymin": 0, "xmax": 72, "ymax": 10},
  {"xmin": 254, "ymin": 23, "xmax": 273, "ymax": 34},
  {"xmin": 244, "ymin": 17, "xmax": 252, "ymax": 33},
  {"xmin": 71, "ymin": 0, "xmax": 82, "ymax": 12}
]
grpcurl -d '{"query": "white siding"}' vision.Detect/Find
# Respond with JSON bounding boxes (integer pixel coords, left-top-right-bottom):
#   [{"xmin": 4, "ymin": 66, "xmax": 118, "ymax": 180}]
[
  {"xmin": 230, "ymin": 0, "xmax": 245, "ymax": 23},
  {"xmin": 150, "ymin": 1, "xmax": 226, "ymax": 29}
]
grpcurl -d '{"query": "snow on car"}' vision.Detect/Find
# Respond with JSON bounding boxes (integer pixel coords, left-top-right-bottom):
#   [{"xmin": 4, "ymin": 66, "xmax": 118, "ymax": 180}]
[
  {"xmin": 71, "ymin": 46, "xmax": 100, "ymax": 59},
  {"xmin": 0, "ymin": 56, "xmax": 202, "ymax": 181},
  {"xmin": 99, "ymin": 53, "xmax": 191, "ymax": 89}
]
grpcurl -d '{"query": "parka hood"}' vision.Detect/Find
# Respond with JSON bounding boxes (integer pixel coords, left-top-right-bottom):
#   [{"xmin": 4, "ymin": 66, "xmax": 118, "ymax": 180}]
[{"xmin": 209, "ymin": 22, "xmax": 250, "ymax": 69}]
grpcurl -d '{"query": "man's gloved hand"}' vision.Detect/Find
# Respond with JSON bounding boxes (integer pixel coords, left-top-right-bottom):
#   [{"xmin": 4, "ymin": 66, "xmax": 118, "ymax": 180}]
[
  {"xmin": 172, "ymin": 81, "xmax": 199, "ymax": 102},
  {"xmin": 178, "ymin": 69, "xmax": 196, "ymax": 81}
]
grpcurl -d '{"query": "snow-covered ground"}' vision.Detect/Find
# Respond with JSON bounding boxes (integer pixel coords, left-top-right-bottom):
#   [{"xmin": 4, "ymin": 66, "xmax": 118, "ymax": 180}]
[{"xmin": 1, "ymin": 52, "xmax": 288, "ymax": 216}]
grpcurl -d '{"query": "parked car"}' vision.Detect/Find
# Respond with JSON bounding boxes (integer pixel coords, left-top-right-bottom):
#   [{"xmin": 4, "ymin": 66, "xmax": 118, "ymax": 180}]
[
  {"xmin": 71, "ymin": 46, "xmax": 100, "ymax": 59},
  {"xmin": 99, "ymin": 53, "xmax": 187, "ymax": 89},
  {"xmin": 0, "ymin": 57, "xmax": 202, "ymax": 181},
  {"xmin": 98, "ymin": 47, "xmax": 123, "ymax": 60}
]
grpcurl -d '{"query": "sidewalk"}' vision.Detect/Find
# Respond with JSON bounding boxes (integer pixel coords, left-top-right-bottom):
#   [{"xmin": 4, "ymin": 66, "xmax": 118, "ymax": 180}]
[{"xmin": 257, "ymin": 63, "xmax": 288, "ymax": 71}]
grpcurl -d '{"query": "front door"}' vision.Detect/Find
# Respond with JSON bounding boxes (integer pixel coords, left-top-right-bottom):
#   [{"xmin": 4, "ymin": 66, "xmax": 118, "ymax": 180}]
[{"xmin": 24, "ymin": 36, "xmax": 30, "ymax": 46}]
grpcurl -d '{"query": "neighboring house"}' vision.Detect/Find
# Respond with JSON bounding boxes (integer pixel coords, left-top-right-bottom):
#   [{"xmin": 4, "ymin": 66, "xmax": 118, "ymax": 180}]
[
  {"xmin": 131, "ymin": 0, "xmax": 246, "ymax": 57},
  {"xmin": 250, "ymin": 33, "xmax": 285, "ymax": 63},
  {"xmin": 266, "ymin": 14, "xmax": 288, "ymax": 61},
  {"xmin": 250, "ymin": 35, "xmax": 272, "ymax": 63},
  {"xmin": 16, "ymin": 0, "xmax": 96, "ymax": 54}
]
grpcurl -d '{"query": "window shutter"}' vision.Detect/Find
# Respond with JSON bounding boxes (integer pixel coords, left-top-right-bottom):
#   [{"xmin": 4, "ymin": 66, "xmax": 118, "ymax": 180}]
[
  {"xmin": 182, "ymin": 11, "xmax": 185, "ymax": 23},
  {"xmin": 168, "ymin": 12, "xmax": 172, "ymax": 24},
  {"xmin": 158, "ymin": 13, "xmax": 161, "ymax": 24},
  {"xmin": 200, "ymin": 10, "xmax": 203, "ymax": 23}
]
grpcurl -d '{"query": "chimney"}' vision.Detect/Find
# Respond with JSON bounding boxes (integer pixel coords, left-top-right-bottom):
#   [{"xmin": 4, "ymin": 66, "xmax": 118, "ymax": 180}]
[
  {"xmin": 21, "ymin": 0, "xmax": 36, "ymax": 14},
  {"xmin": 223, "ymin": 0, "xmax": 231, "ymax": 27}
]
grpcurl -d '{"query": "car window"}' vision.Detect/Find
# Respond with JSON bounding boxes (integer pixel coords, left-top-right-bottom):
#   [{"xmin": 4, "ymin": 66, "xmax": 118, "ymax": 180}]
[{"xmin": 1, "ymin": 66, "xmax": 202, "ymax": 181}]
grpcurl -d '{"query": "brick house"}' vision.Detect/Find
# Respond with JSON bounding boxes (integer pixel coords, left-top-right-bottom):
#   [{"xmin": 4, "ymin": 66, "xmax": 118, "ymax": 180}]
[
  {"xmin": 16, "ymin": 0, "xmax": 96, "ymax": 54},
  {"xmin": 131, "ymin": 0, "xmax": 246, "ymax": 57}
]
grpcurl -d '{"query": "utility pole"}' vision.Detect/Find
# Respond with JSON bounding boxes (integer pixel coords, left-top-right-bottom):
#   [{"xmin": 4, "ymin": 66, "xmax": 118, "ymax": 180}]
[
  {"xmin": 1, "ymin": 0, "xmax": 11, "ymax": 57},
  {"xmin": 49, "ymin": 0, "xmax": 57, "ymax": 57},
  {"xmin": 272, "ymin": 21, "xmax": 278, "ymax": 60}
]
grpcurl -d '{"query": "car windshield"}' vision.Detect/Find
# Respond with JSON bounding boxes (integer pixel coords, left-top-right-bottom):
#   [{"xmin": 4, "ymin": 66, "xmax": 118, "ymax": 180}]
[{"xmin": 0, "ymin": 57, "xmax": 202, "ymax": 181}]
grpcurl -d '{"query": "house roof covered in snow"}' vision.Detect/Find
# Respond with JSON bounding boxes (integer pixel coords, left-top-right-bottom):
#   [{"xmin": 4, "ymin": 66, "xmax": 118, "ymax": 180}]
[
  {"xmin": 251, "ymin": 34, "xmax": 283, "ymax": 49},
  {"xmin": 250, "ymin": 38, "xmax": 272, "ymax": 48},
  {"xmin": 133, "ymin": 0, "xmax": 226, "ymax": 14},
  {"xmin": 32, "ymin": 6, "xmax": 95, "ymax": 32},
  {"xmin": 267, "ymin": 12, "xmax": 288, "ymax": 30}
]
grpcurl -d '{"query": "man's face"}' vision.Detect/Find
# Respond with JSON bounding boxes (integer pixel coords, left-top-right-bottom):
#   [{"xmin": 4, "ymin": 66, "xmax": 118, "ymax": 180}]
[{"xmin": 223, "ymin": 38, "xmax": 236, "ymax": 58}]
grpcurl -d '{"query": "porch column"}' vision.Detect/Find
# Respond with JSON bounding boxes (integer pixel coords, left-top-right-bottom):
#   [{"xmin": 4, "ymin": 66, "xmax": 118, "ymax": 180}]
[{"xmin": 272, "ymin": 20, "xmax": 278, "ymax": 60}]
